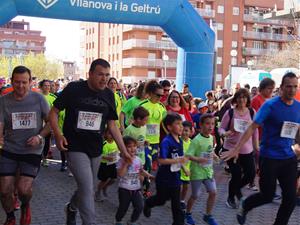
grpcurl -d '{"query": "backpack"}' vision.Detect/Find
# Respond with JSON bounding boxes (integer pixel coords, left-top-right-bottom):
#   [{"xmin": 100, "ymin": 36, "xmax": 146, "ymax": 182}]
[{"xmin": 226, "ymin": 108, "xmax": 255, "ymax": 131}]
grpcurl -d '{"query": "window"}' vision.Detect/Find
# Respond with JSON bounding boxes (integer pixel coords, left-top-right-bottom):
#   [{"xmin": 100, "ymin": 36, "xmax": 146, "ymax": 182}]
[
  {"xmin": 233, "ymin": 7, "xmax": 240, "ymax": 16},
  {"xmin": 216, "ymin": 74, "xmax": 222, "ymax": 82},
  {"xmin": 232, "ymin": 41, "xmax": 238, "ymax": 48},
  {"xmin": 148, "ymin": 71, "xmax": 156, "ymax": 79},
  {"xmin": 148, "ymin": 34, "xmax": 156, "ymax": 41},
  {"xmin": 253, "ymin": 41, "xmax": 263, "ymax": 49},
  {"xmin": 148, "ymin": 53, "xmax": 156, "ymax": 59},
  {"xmin": 217, "ymin": 5, "xmax": 224, "ymax": 14},
  {"xmin": 217, "ymin": 57, "xmax": 222, "ymax": 64},
  {"xmin": 231, "ymin": 57, "xmax": 237, "ymax": 65},
  {"xmin": 232, "ymin": 24, "xmax": 239, "ymax": 32},
  {"xmin": 268, "ymin": 42, "xmax": 279, "ymax": 50},
  {"xmin": 216, "ymin": 40, "xmax": 223, "ymax": 48},
  {"xmin": 217, "ymin": 23, "xmax": 223, "ymax": 31}
]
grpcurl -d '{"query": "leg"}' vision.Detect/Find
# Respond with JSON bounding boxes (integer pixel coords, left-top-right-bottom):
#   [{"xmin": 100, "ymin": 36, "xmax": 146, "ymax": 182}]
[
  {"xmin": 16, "ymin": 176, "xmax": 34, "ymax": 206},
  {"xmin": 146, "ymin": 185, "xmax": 169, "ymax": 208},
  {"xmin": 115, "ymin": 188, "xmax": 131, "ymax": 222},
  {"xmin": 203, "ymin": 179, "xmax": 217, "ymax": 215},
  {"xmin": 0, "ymin": 176, "xmax": 15, "ymax": 213},
  {"xmin": 273, "ymin": 157, "xmax": 297, "ymax": 225},
  {"xmin": 239, "ymin": 153, "xmax": 256, "ymax": 189},
  {"xmin": 186, "ymin": 180, "xmax": 201, "ymax": 213},
  {"xmin": 67, "ymin": 152, "xmax": 100, "ymax": 225},
  {"xmin": 244, "ymin": 157, "xmax": 277, "ymax": 212},
  {"xmin": 227, "ymin": 158, "xmax": 242, "ymax": 200},
  {"xmin": 170, "ymin": 186, "xmax": 184, "ymax": 225},
  {"xmin": 180, "ymin": 183, "xmax": 189, "ymax": 202},
  {"xmin": 130, "ymin": 190, "xmax": 143, "ymax": 223}
]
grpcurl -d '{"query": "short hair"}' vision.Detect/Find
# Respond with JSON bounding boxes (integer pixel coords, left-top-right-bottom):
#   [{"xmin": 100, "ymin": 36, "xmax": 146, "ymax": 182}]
[
  {"xmin": 161, "ymin": 80, "xmax": 171, "ymax": 88},
  {"xmin": 205, "ymin": 91, "xmax": 214, "ymax": 98},
  {"xmin": 163, "ymin": 112, "xmax": 182, "ymax": 130},
  {"xmin": 123, "ymin": 136, "xmax": 137, "ymax": 146},
  {"xmin": 183, "ymin": 83, "xmax": 189, "ymax": 88},
  {"xmin": 145, "ymin": 80, "xmax": 163, "ymax": 95},
  {"xmin": 280, "ymin": 72, "xmax": 298, "ymax": 86},
  {"xmin": 89, "ymin": 58, "xmax": 110, "ymax": 73},
  {"xmin": 108, "ymin": 77, "xmax": 118, "ymax": 85},
  {"xmin": 231, "ymin": 88, "xmax": 251, "ymax": 107},
  {"xmin": 258, "ymin": 78, "xmax": 275, "ymax": 92},
  {"xmin": 182, "ymin": 121, "xmax": 193, "ymax": 129},
  {"xmin": 200, "ymin": 113, "xmax": 215, "ymax": 124},
  {"xmin": 132, "ymin": 106, "xmax": 149, "ymax": 120},
  {"xmin": 39, "ymin": 79, "xmax": 51, "ymax": 88},
  {"xmin": 244, "ymin": 84, "xmax": 250, "ymax": 90},
  {"xmin": 11, "ymin": 66, "xmax": 31, "ymax": 81}
]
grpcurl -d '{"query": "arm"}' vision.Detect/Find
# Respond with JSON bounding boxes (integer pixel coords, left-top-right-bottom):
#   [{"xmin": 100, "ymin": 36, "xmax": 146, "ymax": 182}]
[
  {"xmin": 0, "ymin": 123, "xmax": 3, "ymax": 146},
  {"xmin": 218, "ymin": 110, "xmax": 234, "ymax": 137},
  {"xmin": 107, "ymin": 120, "xmax": 131, "ymax": 161},
  {"xmin": 117, "ymin": 160, "xmax": 129, "ymax": 177},
  {"xmin": 158, "ymin": 157, "xmax": 187, "ymax": 165},
  {"xmin": 187, "ymin": 155, "xmax": 208, "ymax": 164},
  {"xmin": 49, "ymin": 106, "xmax": 68, "ymax": 151},
  {"xmin": 140, "ymin": 169, "xmax": 155, "ymax": 180},
  {"xmin": 221, "ymin": 122, "xmax": 260, "ymax": 161},
  {"xmin": 119, "ymin": 111, "xmax": 126, "ymax": 133}
]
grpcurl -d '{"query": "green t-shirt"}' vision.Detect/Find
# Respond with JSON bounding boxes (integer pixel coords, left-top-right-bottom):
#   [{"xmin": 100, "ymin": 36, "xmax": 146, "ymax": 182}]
[
  {"xmin": 101, "ymin": 140, "xmax": 119, "ymax": 164},
  {"xmin": 44, "ymin": 93, "xmax": 57, "ymax": 107},
  {"xmin": 186, "ymin": 134, "xmax": 214, "ymax": 180},
  {"xmin": 121, "ymin": 96, "xmax": 142, "ymax": 126},
  {"xmin": 123, "ymin": 124, "xmax": 146, "ymax": 165},
  {"xmin": 114, "ymin": 91, "xmax": 127, "ymax": 127},
  {"xmin": 139, "ymin": 99, "xmax": 167, "ymax": 144},
  {"xmin": 181, "ymin": 138, "xmax": 191, "ymax": 181}
]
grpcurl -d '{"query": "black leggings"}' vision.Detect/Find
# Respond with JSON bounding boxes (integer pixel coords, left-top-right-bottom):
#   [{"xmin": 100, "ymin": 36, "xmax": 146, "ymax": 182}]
[
  {"xmin": 145, "ymin": 185, "xmax": 184, "ymax": 225},
  {"xmin": 115, "ymin": 188, "xmax": 143, "ymax": 223},
  {"xmin": 227, "ymin": 152, "xmax": 256, "ymax": 200},
  {"xmin": 244, "ymin": 156, "xmax": 297, "ymax": 225}
]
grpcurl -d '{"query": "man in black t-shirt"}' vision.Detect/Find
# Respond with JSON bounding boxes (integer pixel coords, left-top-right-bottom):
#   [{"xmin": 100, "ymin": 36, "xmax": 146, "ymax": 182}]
[{"xmin": 49, "ymin": 58, "xmax": 131, "ymax": 225}]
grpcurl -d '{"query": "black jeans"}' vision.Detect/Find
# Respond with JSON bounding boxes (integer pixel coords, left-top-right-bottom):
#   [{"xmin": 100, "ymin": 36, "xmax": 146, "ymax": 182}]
[
  {"xmin": 115, "ymin": 188, "xmax": 143, "ymax": 223},
  {"xmin": 244, "ymin": 156, "xmax": 297, "ymax": 225},
  {"xmin": 145, "ymin": 185, "xmax": 184, "ymax": 225},
  {"xmin": 227, "ymin": 152, "xmax": 256, "ymax": 200}
]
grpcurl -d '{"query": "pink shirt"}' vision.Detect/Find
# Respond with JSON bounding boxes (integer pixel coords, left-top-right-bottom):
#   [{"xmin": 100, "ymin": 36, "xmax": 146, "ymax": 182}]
[{"xmin": 219, "ymin": 108, "xmax": 258, "ymax": 154}]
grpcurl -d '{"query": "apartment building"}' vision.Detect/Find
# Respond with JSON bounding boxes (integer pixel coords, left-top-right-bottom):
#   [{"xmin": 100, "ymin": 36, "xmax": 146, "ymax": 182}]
[
  {"xmin": 0, "ymin": 20, "xmax": 46, "ymax": 57},
  {"xmin": 80, "ymin": 0, "xmax": 295, "ymax": 86}
]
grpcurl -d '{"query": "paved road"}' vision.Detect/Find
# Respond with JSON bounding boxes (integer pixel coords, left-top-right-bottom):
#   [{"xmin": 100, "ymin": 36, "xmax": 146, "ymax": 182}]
[{"xmin": 0, "ymin": 151, "xmax": 299, "ymax": 225}]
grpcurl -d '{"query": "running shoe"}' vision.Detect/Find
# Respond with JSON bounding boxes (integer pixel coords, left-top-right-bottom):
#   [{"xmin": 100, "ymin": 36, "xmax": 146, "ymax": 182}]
[
  {"xmin": 14, "ymin": 197, "xmax": 20, "ymax": 211},
  {"xmin": 247, "ymin": 183, "xmax": 258, "ymax": 191},
  {"xmin": 180, "ymin": 201, "xmax": 186, "ymax": 211},
  {"xmin": 115, "ymin": 223, "xmax": 123, "ymax": 225},
  {"xmin": 41, "ymin": 159, "xmax": 49, "ymax": 167},
  {"xmin": 203, "ymin": 214, "xmax": 218, "ymax": 225},
  {"xmin": 143, "ymin": 191, "xmax": 152, "ymax": 198},
  {"xmin": 226, "ymin": 198, "xmax": 237, "ymax": 209},
  {"xmin": 237, "ymin": 198, "xmax": 247, "ymax": 225},
  {"xmin": 68, "ymin": 172, "xmax": 74, "ymax": 177},
  {"xmin": 60, "ymin": 163, "xmax": 67, "ymax": 172},
  {"xmin": 3, "ymin": 217, "xmax": 16, "ymax": 225},
  {"xmin": 20, "ymin": 204, "xmax": 31, "ymax": 225},
  {"xmin": 143, "ymin": 202, "xmax": 151, "ymax": 218},
  {"xmin": 65, "ymin": 202, "xmax": 77, "ymax": 225},
  {"xmin": 185, "ymin": 213, "xmax": 196, "ymax": 225}
]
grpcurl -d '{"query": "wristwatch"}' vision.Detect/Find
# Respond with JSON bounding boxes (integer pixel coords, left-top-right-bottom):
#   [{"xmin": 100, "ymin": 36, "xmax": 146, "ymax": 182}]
[{"xmin": 37, "ymin": 134, "xmax": 44, "ymax": 143}]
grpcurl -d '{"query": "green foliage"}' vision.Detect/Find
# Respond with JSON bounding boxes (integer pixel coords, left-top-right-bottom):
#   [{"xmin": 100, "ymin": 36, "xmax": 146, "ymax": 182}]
[{"xmin": 0, "ymin": 53, "xmax": 63, "ymax": 80}]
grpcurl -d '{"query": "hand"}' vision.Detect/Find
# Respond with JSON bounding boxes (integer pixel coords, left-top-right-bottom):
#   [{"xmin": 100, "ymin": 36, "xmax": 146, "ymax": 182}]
[
  {"xmin": 223, "ymin": 130, "xmax": 234, "ymax": 137},
  {"xmin": 119, "ymin": 125, "xmax": 125, "ymax": 134},
  {"xmin": 197, "ymin": 157, "xmax": 209, "ymax": 164},
  {"xmin": 177, "ymin": 157, "xmax": 188, "ymax": 164},
  {"xmin": 148, "ymin": 174, "xmax": 155, "ymax": 181},
  {"xmin": 122, "ymin": 151, "xmax": 133, "ymax": 164},
  {"xmin": 55, "ymin": 134, "xmax": 68, "ymax": 151},
  {"xmin": 220, "ymin": 148, "xmax": 239, "ymax": 162},
  {"xmin": 183, "ymin": 168, "xmax": 190, "ymax": 177},
  {"xmin": 26, "ymin": 136, "xmax": 41, "ymax": 147}
]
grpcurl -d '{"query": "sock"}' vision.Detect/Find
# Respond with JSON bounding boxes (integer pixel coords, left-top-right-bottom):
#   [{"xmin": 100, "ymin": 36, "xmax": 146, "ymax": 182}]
[{"xmin": 7, "ymin": 211, "xmax": 15, "ymax": 219}]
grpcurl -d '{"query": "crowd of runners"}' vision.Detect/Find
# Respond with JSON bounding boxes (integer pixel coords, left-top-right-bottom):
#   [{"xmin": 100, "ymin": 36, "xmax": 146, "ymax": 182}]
[{"xmin": 0, "ymin": 58, "xmax": 300, "ymax": 225}]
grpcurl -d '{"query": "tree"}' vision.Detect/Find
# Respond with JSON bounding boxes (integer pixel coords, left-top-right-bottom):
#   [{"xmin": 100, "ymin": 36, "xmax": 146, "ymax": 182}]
[
  {"xmin": 254, "ymin": 41, "xmax": 300, "ymax": 71},
  {"xmin": 0, "ymin": 53, "xmax": 63, "ymax": 80}
]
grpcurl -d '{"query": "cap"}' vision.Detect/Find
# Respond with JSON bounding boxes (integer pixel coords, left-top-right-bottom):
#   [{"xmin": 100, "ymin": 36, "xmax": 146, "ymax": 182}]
[{"xmin": 198, "ymin": 102, "xmax": 208, "ymax": 109}]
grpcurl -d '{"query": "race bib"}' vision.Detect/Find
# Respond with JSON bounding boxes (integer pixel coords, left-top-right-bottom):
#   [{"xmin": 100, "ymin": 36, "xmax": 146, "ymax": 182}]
[
  {"xmin": 234, "ymin": 119, "xmax": 250, "ymax": 133},
  {"xmin": 146, "ymin": 124, "xmax": 159, "ymax": 136},
  {"xmin": 280, "ymin": 121, "xmax": 299, "ymax": 139},
  {"xmin": 170, "ymin": 156, "xmax": 182, "ymax": 172},
  {"xmin": 180, "ymin": 114, "xmax": 186, "ymax": 121},
  {"xmin": 12, "ymin": 112, "xmax": 37, "ymax": 130},
  {"xmin": 201, "ymin": 152, "xmax": 213, "ymax": 167},
  {"xmin": 107, "ymin": 151, "xmax": 120, "ymax": 165},
  {"xmin": 77, "ymin": 111, "xmax": 102, "ymax": 131}
]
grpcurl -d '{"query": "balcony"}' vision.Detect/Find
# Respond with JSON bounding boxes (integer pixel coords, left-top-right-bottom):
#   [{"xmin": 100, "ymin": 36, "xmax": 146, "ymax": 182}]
[
  {"xmin": 243, "ymin": 47, "xmax": 279, "ymax": 56},
  {"xmin": 0, "ymin": 43, "xmax": 45, "ymax": 51},
  {"xmin": 123, "ymin": 39, "xmax": 177, "ymax": 51},
  {"xmin": 243, "ymin": 31, "xmax": 294, "ymax": 42},
  {"xmin": 196, "ymin": 8, "xmax": 215, "ymax": 18},
  {"xmin": 122, "ymin": 58, "xmax": 177, "ymax": 69},
  {"xmin": 123, "ymin": 25, "xmax": 162, "ymax": 32},
  {"xmin": 243, "ymin": 14, "xmax": 294, "ymax": 27}
]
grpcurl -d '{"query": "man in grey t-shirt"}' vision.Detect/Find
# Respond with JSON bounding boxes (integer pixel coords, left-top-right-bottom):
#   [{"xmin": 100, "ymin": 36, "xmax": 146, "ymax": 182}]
[{"xmin": 0, "ymin": 66, "xmax": 50, "ymax": 225}]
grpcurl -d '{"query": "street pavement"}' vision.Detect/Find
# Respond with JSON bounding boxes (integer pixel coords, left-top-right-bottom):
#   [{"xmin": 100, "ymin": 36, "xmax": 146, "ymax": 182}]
[{"xmin": 0, "ymin": 150, "xmax": 299, "ymax": 225}]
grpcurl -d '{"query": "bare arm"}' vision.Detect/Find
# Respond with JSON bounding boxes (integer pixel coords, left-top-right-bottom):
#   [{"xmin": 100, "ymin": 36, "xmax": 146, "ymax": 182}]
[
  {"xmin": 117, "ymin": 161, "xmax": 128, "ymax": 177},
  {"xmin": 107, "ymin": 120, "xmax": 131, "ymax": 161},
  {"xmin": 119, "ymin": 112, "xmax": 126, "ymax": 133},
  {"xmin": 158, "ymin": 157, "xmax": 187, "ymax": 165},
  {"xmin": 27, "ymin": 116, "xmax": 51, "ymax": 147}
]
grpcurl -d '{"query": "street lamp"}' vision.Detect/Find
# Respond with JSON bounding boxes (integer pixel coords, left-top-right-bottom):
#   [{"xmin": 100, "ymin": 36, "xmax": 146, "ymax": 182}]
[{"xmin": 162, "ymin": 52, "xmax": 169, "ymax": 79}]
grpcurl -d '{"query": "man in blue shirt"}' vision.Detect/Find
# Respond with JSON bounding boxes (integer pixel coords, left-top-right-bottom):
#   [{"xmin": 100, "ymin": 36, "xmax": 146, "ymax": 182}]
[{"xmin": 222, "ymin": 72, "xmax": 300, "ymax": 225}]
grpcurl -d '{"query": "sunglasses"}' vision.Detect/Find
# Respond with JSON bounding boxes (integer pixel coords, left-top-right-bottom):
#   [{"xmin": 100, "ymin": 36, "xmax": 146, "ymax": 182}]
[{"xmin": 155, "ymin": 93, "xmax": 164, "ymax": 97}]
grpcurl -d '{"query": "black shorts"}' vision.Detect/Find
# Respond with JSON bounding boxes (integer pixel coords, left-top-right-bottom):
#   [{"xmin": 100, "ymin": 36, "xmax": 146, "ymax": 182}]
[
  {"xmin": 181, "ymin": 180, "xmax": 190, "ymax": 184},
  {"xmin": 0, "ymin": 150, "xmax": 42, "ymax": 178},
  {"xmin": 97, "ymin": 162, "xmax": 117, "ymax": 181}
]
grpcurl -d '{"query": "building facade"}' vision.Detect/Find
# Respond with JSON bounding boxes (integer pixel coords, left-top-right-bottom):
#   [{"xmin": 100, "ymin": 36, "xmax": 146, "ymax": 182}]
[
  {"xmin": 80, "ymin": 0, "xmax": 295, "ymax": 86},
  {"xmin": 0, "ymin": 20, "xmax": 46, "ymax": 57}
]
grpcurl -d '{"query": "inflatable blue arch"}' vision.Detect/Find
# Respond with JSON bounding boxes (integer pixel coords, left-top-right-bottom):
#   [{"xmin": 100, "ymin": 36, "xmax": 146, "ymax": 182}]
[{"xmin": 0, "ymin": 0, "xmax": 215, "ymax": 97}]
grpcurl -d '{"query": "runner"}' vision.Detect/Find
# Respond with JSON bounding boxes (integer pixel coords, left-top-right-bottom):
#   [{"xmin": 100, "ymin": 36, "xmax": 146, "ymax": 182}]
[
  {"xmin": 49, "ymin": 58, "xmax": 131, "ymax": 225},
  {"xmin": 0, "ymin": 66, "xmax": 50, "ymax": 225},
  {"xmin": 221, "ymin": 72, "xmax": 300, "ymax": 225}
]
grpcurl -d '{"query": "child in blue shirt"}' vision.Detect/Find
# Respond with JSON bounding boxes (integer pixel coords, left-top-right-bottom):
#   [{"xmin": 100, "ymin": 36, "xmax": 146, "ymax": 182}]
[{"xmin": 143, "ymin": 113, "xmax": 188, "ymax": 225}]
